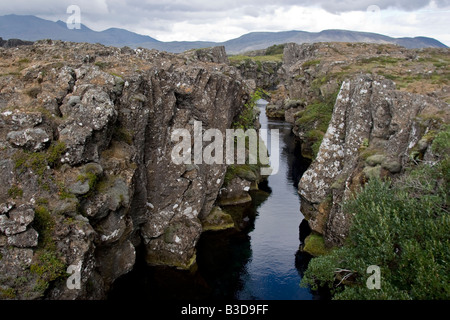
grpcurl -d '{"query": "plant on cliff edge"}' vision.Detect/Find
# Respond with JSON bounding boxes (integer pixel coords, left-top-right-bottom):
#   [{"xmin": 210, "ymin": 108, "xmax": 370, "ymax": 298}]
[{"xmin": 233, "ymin": 88, "xmax": 266, "ymax": 130}]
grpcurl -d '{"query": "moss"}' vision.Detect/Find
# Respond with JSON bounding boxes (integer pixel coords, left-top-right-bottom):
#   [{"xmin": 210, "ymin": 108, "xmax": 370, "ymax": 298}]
[
  {"xmin": 229, "ymin": 54, "xmax": 283, "ymax": 64},
  {"xmin": 33, "ymin": 205, "xmax": 55, "ymax": 250},
  {"xmin": 303, "ymin": 233, "xmax": 330, "ymax": 256},
  {"xmin": 29, "ymin": 249, "xmax": 66, "ymax": 294},
  {"xmin": 0, "ymin": 287, "xmax": 16, "ymax": 299},
  {"xmin": 94, "ymin": 61, "xmax": 109, "ymax": 69},
  {"xmin": 302, "ymin": 59, "xmax": 321, "ymax": 68},
  {"xmin": 223, "ymin": 164, "xmax": 261, "ymax": 186},
  {"xmin": 25, "ymin": 86, "xmax": 42, "ymax": 99},
  {"xmin": 365, "ymin": 154, "xmax": 386, "ymax": 167},
  {"xmin": 14, "ymin": 141, "xmax": 66, "ymax": 177},
  {"xmin": 113, "ymin": 127, "xmax": 133, "ymax": 144},
  {"xmin": 8, "ymin": 185, "xmax": 23, "ymax": 199},
  {"xmin": 77, "ymin": 172, "xmax": 98, "ymax": 190},
  {"xmin": 202, "ymin": 207, "xmax": 235, "ymax": 231},
  {"xmin": 46, "ymin": 142, "xmax": 66, "ymax": 167}
]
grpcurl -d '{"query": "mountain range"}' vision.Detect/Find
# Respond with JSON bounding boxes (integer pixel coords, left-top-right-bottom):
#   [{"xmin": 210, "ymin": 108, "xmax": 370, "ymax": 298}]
[{"xmin": 0, "ymin": 14, "xmax": 447, "ymax": 54}]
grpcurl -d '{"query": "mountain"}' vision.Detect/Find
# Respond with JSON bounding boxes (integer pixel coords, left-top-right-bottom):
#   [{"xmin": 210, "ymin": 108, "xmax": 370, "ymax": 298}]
[
  {"xmin": 0, "ymin": 14, "xmax": 160, "ymax": 47},
  {"xmin": 0, "ymin": 14, "xmax": 447, "ymax": 54}
]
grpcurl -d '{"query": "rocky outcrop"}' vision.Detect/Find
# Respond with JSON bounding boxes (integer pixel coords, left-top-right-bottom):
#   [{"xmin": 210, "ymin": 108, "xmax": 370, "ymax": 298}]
[
  {"xmin": 298, "ymin": 74, "xmax": 450, "ymax": 247},
  {"xmin": 230, "ymin": 59, "xmax": 282, "ymax": 90},
  {"xmin": 0, "ymin": 40, "xmax": 249, "ymax": 299},
  {"xmin": 0, "ymin": 37, "xmax": 33, "ymax": 48}
]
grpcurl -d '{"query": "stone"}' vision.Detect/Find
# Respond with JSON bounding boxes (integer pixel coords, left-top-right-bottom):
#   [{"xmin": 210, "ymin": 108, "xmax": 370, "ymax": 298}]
[
  {"xmin": 366, "ymin": 154, "xmax": 387, "ymax": 167},
  {"xmin": 7, "ymin": 228, "xmax": 38, "ymax": 248},
  {"xmin": 67, "ymin": 95, "xmax": 81, "ymax": 107},
  {"xmin": 52, "ymin": 198, "xmax": 79, "ymax": 217},
  {"xmin": 0, "ymin": 207, "xmax": 34, "ymax": 236},
  {"xmin": 202, "ymin": 206, "xmax": 235, "ymax": 231},
  {"xmin": 68, "ymin": 180, "xmax": 90, "ymax": 195},
  {"xmin": 298, "ymin": 74, "xmax": 449, "ymax": 246},
  {"xmin": 7, "ymin": 127, "xmax": 50, "ymax": 151},
  {"xmin": 363, "ymin": 165, "xmax": 382, "ymax": 180},
  {"xmin": 0, "ymin": 202, "xmax": 15, "ymax": 214},
  {"xmin": 0, "ymin": 39, "xmax": 248, "ymax": 298},
  {"xmin": 381, "ymin": 159, "xmax": 402, "ymax": 173}
]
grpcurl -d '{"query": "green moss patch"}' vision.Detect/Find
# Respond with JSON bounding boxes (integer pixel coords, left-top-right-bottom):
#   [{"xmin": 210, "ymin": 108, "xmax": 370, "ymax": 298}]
[{"xmin": 303, "ymin": 233, "xmax": 330, "ymax": 256}]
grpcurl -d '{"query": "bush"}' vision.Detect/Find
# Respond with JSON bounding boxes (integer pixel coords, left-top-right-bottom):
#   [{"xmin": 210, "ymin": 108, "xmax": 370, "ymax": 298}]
[
  {"xmin": 301, "ymin": 157, "xmax": 450, "ymax": 299},
  {"xmin": 233, "ymin": 89, "xmax": 265, "ymax": 130}
]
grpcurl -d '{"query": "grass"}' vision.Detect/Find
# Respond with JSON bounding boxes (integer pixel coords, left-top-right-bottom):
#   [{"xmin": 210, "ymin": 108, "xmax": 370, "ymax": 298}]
[
  {"xmin": 8, "ymin": 185, "xmax": 23, "ymax": 199},
  {"xmin": 14, "ymin": 141, "xmax": 66, "ymax": 178},
  {"xmin": 302, "ymin": 59, "xmax": 321, "ymax": 69},
  {"xmin": 229, "ymin": 54, "xmax": 283, "ymax": 63}
]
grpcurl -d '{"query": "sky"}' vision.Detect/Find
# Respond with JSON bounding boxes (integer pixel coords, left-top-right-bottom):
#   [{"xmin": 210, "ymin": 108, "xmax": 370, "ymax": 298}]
[{"xmin": 1, "ymin": 0, "xmax": 449, "ymax": 45}]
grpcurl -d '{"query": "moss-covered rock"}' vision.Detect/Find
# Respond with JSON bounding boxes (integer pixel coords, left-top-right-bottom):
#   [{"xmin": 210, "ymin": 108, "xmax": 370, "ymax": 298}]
[
  {"xmin": 303, "ymin": 234, "xmax": 329, "ymax": 256},
  {"xmin": 202, "ymin": 206, "xmax": 235, "ymax": 231},
  {"xmin": 365, "ymin": 154, "xmax": 386, "ymax": 167},
  {"xmin": 381, "ymin": 159, "xmax": 402, "ymax": 173},
  {"xmin": 363, "ymin": 165, "xmax": 382, "ymax": 180}
]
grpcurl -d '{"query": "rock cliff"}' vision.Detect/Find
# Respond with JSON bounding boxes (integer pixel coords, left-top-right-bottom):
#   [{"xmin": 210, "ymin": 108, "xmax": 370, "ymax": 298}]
[
  {"xmin": 267, "ymin": 42, "xmax": 450, "ymax": 159},
  {"xmin": 0, "ymin": 41, "xmax": 249, "ymax": 299},
  {"xmin": 298, "ymin": 74, "xmax": 449, "ymax": 246}
]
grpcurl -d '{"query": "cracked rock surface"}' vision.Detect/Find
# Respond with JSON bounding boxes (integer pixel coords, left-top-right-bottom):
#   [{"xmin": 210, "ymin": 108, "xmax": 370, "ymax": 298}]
[{"xmin": 0, "ymin": 41, "xmax": 249, "ymax": 299}]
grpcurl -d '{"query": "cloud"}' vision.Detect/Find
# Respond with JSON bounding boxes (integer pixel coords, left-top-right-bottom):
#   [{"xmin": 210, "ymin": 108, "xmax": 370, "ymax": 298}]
[{"xmin": 0, "ymin": 0, "xmax": 449, "ymax": 45}]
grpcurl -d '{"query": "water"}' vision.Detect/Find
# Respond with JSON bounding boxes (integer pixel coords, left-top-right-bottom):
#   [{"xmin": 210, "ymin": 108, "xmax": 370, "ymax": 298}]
[
  {"xmin": 233, "ymin": 102, "xmax": 313, "ymax": 300},
  {"xmin": 109, "ymin": 101, "xmax": 317, "ymax": 300}
]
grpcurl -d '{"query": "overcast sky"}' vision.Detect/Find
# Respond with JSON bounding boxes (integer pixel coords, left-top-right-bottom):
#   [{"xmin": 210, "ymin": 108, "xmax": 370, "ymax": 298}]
[{"xmin": 1, "ymin": 0, "xmax": 449, "ymax": 45}]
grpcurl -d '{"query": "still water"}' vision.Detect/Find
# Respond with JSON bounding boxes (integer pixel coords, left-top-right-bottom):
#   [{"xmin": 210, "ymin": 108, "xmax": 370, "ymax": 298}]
[{"xmin": 109, "ymin": 102, "xmax": 317, "ymax": 300}]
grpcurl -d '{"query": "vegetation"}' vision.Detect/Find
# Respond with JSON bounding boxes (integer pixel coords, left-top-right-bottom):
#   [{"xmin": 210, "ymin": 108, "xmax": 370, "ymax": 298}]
[
  {"xmin": 302, "ymin": 59, "xmax": 321, "ymax": 69},
  {"xmin": 30, "ymin": 201, "xmax": 67, "ymax": 295},
  {"xmin": 33, "ymin": 205, "xmax": 55, "ymax": 250},
  {"xmin": 265, "ymin": 44, "xmax": 285, "ymax": 56},
  {"xmin": 30, "ymin": 249, "xmax": 66, "ymax": 294},
  {"xmin": 301, "ymin": 126, "xmax": 450, "ymax": 299},
  {"xmin": 224, "ymin": 164, "xmax": 261, "ymax": 186},
  {"xmin": 14, "ymin": 141, "xmax": 66, "ymax": 177},
  {"xmin": 233, "ymin": 88, "xmax": 265, "ymax": 130},
  {"xmin": 295, "ymin": 91, "xmax": 338, "ymax": 159},
  {"xmin": 229, "ymin": 54, "xmax": 283, "ymax": 64},
  {"xmin": 8, "ymin": 185, "xmax": 23, "ymax": 199}
]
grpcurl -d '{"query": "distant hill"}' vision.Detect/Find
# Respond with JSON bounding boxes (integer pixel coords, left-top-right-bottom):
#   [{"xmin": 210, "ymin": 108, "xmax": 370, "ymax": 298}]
[{"xmin": 0, "ymin": 14, "xmax": 447, "ymax": 54}]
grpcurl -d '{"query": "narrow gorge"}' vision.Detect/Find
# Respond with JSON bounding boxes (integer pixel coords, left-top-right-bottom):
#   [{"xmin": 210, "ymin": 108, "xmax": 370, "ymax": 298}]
[{"xmin": 0, "ymin": 39, "xmax": 448, "ymax": 300}]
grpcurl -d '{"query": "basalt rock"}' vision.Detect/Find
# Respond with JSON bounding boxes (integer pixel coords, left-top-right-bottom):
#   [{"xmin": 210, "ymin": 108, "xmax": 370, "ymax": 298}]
[
  {"xmin": 0, "ymin": 41, "xmax": 249, "ymax": 299},
  {"xmin": 298, "ymin": 74, "xmax": 450, "ymax": 247}
]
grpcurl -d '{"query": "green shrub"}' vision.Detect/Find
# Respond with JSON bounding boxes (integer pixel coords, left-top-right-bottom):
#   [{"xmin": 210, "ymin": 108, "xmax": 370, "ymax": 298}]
[
  {"xmin": 233, "ymin": 89, "xmax": 265, "ymax": 130},
  {"xmin": 301, "ymin": 157, "xmax": 450, "ymax": 299},
  {"xmin": 302, "ymin": 59, "xmax": 321, "ymax": 69},
  {"xmin": 265, "ymin": 44, "xmax": 285, "ymax": 56}
]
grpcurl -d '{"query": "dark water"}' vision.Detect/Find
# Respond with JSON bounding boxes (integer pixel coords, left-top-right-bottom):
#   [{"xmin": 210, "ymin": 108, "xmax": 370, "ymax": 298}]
[
  {"xmin": 232, "ymin": 103, "xmax": 313, "ymax": 300},
  {"xmin": 109, "ymin": 102, "xmax": 317, "ymax": 300}
]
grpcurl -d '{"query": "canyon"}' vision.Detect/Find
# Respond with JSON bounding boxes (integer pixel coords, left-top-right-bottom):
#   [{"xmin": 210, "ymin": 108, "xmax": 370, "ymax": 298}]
[{"xmin": 0, "ymin": 39, "xmax": 449, "ymax": 299}]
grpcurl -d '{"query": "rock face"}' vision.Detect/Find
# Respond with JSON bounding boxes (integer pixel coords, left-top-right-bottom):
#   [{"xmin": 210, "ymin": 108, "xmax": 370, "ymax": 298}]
[
  {"xmin": 298, "ymin": 74, "xmax": 450, "ymax": 246},
  {"xmin": 231, "ymin": 59, "xmax": 282, "ymax": 90},
  {"xmin": 0, "ymin": 41, "xmax": 249, "ymax": 299},
  {"xmin": 0, "ymin": 37, "xmax": 33, "ymax": 48}
]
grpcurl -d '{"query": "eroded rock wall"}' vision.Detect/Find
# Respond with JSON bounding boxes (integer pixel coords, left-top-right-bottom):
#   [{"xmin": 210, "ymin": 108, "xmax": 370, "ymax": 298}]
[
  {"xmin": 298, "ymin": 74, "xmax": 450, "ymax": 246},
  {"xmin": 0, "ymin": 41, "xmax": 249, "ymax": 299}
]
